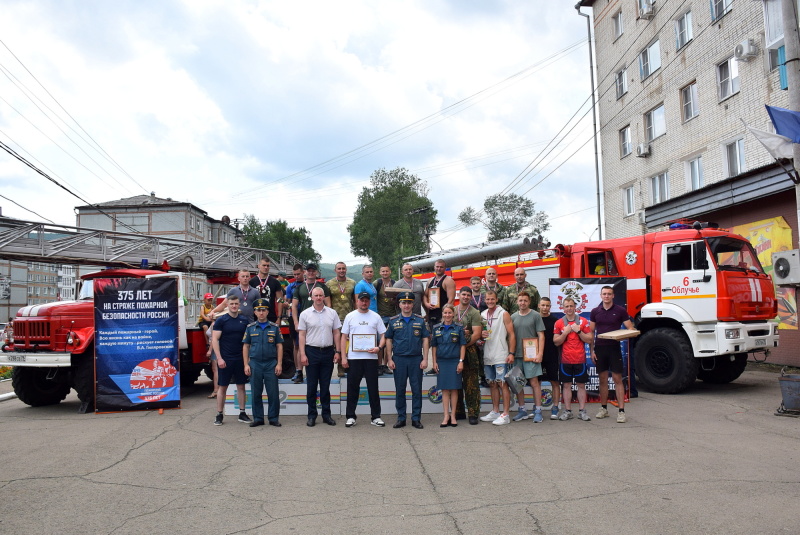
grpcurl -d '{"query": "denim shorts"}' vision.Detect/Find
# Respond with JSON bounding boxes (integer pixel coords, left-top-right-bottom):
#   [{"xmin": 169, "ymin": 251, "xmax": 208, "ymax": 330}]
[{"xmin": 483, "ymin": 363, "xmax": 509, "ymax": 383}]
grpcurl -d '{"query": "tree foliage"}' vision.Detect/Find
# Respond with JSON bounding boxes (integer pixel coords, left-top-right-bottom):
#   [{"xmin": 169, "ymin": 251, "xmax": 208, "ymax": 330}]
[
  {"xmin": 348, "ymin": 167, "xmax": 438, "ymax": 269},
  {"xmin": 458, "ymin": 193, "xmax": 550, "ymax": 242},
  {"xmin": 240, "ymin": 215, "xmax": 321, "ymax": 265}
]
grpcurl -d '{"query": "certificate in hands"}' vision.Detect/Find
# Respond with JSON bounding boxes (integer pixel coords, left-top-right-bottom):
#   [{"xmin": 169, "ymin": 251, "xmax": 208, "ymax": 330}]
[
  {"xmin": 523, "ymin": 338, "xmax": 539, "ymax": 362},
  {"xmin": 429, "ymin": 287, "xmax": 440, "ymax": 307},
  {"xmin": 351, "ymin": 333, "xmax": 377, "ymax": 352}
]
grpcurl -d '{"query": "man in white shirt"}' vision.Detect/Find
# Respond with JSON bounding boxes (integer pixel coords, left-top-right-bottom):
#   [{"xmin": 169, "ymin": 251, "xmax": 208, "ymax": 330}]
[
  {"xmin": 298, "ymin": 287, "xmax": 342, "ymax": 427},
  {"xmin": 340, "ymin": 292, "xmax": 387, "ymax": 428}
]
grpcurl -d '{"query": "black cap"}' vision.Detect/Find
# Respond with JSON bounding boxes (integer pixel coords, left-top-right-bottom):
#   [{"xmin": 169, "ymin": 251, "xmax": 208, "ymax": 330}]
[
  {"xmin": 398, "ymin": 291, "xmax": 414, "ymax": 302},
  {"xmin": 253, "ymin": 298, "xmax": 270, "ymax": 310},
  {"xmin": 357, "ymin": 291, "xmax": 371, "ymax": 300},
  {"xmin": 305, "ymin": 263, "xmax": 318, "ymax": 271}
]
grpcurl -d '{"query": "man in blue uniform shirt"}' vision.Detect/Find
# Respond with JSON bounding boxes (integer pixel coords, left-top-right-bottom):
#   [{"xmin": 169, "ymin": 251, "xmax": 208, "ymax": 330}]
[
  {"xmin": 385, "ymin": 291, "xmax": 430, "ymax": 429},
  {"xmin": 211, "ymin": 295, "xmax": 252, "ymax": 426},
  {"xmin": 243, "ymin": 298, "xmax": 284, "ymax": 428}
]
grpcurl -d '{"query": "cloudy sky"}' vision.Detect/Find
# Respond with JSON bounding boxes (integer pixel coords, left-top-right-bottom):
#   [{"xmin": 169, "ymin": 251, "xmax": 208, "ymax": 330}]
[{"xmin": 0, "ymin": 1, "xmax": 602, "ymax": 265}]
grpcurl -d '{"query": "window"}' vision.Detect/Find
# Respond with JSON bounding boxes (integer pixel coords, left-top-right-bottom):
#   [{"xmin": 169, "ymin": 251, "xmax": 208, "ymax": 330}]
[
  {"xmin": 675, "ymin": 11, "xmax": 693, "ymax": 50},
  {"xmin": 623, "ymin": 186, "xmax": 635, "ymax": 216},
  {"xmin": 725, "ymin": 139, "xmax": 745, "ymax": 177},
  {"xmin": 639, "ymin": 40, "xmax": 661, "ymax": 79},
  {"xmin": 116, "ymin": 214, "xmax": 148, "ymax": 233},
  {"xmin": 686, "ymin": 156, "xmax": 703, "ymax": 191},
  {"xmin": 681, "ymin": 82, "xmax": 699, "ymax": 122},
  {"xmin": 615, "ymin": 67, "xmax": 628, "ymax": 98},
  {"xmin": 717, "ymin": 57, "xmax": 739, "ymax": 100},
  {"xmin": 711, "ymin": 0, "xmax": 732, "ymax": 21},
  {"xmin": 650, "ymin": 172, "xmax": 669, "ymax": 204},
  {"xmin": 645, "ymin": 104, "xmax": 666, "ymax": 141},
  {"xmin": 613, "ymin": 10, "xmax": 623, "ymax": 39},
  {"xmin": 666, "ymin": 244, "xmax": 692, "ymax": 272},
  {"xmin": 619, "ymin": 126, "xmax": 632, "ymax": 157}
]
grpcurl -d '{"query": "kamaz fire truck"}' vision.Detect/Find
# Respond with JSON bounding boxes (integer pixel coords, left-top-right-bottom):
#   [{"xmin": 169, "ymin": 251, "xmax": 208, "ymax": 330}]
[{"xmin": 410, "ymin": 222, "xmax": 779, "ymax": 394}]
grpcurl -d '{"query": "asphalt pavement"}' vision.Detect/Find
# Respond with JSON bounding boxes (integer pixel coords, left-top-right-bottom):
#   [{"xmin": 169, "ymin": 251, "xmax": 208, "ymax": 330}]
[{"xmin": 1, "ymin": 366, "xmax": 798, "ymax": 535}]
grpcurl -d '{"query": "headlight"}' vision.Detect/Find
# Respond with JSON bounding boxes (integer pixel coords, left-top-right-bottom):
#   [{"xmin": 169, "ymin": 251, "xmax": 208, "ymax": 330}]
[{"xmin": 724, "ymin": 328, "xmax": 741, "ymax": 340}]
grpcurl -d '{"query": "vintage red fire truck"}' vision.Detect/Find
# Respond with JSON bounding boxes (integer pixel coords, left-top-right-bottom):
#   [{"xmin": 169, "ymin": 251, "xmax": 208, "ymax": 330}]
[
  {"xmin": 413, "ymin": 223, "xmax": 779, "ymax": 393},
  {"xmin": 1, "ymin": 268, "xmax": 295, "ymax": 409}
]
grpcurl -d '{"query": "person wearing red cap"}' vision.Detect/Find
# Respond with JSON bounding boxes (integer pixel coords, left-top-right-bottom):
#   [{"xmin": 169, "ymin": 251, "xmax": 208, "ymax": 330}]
[{"xmin": 198, "ymin": 293, "xmax": 215, "ymax": 335}]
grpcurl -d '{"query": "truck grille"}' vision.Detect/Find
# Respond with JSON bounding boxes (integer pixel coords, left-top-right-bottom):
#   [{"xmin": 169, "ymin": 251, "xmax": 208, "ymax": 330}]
[
  {"xmin": 15, "ymin": 321, "xmax": 51, "ymax": 347},
  {"xmin": 747, "ymin": 329, "xmax": 770, "ymax": 337}
]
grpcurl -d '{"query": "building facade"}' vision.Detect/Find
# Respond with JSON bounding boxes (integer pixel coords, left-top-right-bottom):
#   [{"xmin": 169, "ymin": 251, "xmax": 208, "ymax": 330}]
[{"xmin": 581, "ymin": 0, "xmax": 800, "ymax": 366}]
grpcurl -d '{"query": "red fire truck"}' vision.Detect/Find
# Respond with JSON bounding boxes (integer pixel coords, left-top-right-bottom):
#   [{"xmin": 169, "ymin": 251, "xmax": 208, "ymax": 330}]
[{"xmin": 412, "ymin": 223, "xmax": 779, "ymax": 394}]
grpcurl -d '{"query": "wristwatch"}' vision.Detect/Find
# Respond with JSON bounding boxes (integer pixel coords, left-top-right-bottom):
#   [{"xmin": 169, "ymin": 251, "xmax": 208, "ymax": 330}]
[{"xmin": 334, "ymin": 350, "xmax": 341, "ymax": 354}]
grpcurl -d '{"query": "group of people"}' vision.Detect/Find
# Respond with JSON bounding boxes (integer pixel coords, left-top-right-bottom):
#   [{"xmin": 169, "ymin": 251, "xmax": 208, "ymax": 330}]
[{"xmin": 202, "ymin": 257, "xmax": 633, "ymax": 428}]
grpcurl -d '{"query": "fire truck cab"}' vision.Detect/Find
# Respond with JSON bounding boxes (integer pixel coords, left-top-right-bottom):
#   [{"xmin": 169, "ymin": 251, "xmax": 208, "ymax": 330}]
[{"xmin": 558, "ymin": 223, "xmax": 778, "ymax": 393}]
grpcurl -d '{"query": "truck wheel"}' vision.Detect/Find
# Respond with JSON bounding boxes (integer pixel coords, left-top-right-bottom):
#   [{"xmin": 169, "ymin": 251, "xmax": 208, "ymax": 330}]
[
  {"xmin": 180, "ymin": 366, "xmax": 202, "ymax": 387},
  {"xmin": 697, "ymin": 353, "xmax": 748, "ymax": 384},
  {"xmin": 12, "ymin": 367, "xmax": 71, "ymax": 406},
  {"xmin": 71, "ymin": 349, "xmax": 95, "ymax": 406},
  {"xmin": 635, "ymin": 328, "xmax": 698, "ymax": 394}
]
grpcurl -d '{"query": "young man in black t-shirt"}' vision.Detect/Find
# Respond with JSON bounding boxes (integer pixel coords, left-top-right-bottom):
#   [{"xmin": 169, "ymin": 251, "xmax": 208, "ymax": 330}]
[{"xmin": 538, "ymin": 297, "xmax": 562, "ymax": 420}]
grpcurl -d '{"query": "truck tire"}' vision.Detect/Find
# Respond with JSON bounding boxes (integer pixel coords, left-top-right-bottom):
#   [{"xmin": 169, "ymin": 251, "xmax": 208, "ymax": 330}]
[
  {"xmin": 635, "ymin": 328, "xmax": 698, "ymax": 394},
  {"xmin": 12, "ymin": 367, "xmax": 71, "ymax": 406},
  {"xmin": 697, "ymin": 353, "xmax": 748, "ymax": 384},
  {"xmin": 180, "ymin": 366, "xmax": 202, "ymax": 387},
  {"xmin": 71, "ymin": 349, "xmax": 95, "ymax": 406}
]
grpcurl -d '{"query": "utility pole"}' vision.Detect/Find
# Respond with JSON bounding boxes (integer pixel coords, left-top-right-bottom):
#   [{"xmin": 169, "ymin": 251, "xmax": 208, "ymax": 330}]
[
  {"xmin": 409, "ymin": 206, "xmax": 432, "ymax": 253},
  {"xmin": 576, "ymin": 3, "xmax": 603, "ymax": 241},
  {"xmin": 783, "ymin": 0, "xmax": 800, "ymax": 233}
]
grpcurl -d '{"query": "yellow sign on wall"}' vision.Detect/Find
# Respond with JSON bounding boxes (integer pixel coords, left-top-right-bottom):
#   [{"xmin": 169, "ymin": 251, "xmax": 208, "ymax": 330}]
[{"xmin": 732, "ymin": 216, "xmax": 796, "ymax": 330}]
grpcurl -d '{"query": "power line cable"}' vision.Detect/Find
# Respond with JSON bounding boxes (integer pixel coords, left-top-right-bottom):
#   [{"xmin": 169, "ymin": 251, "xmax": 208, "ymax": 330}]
[{"xmin": 0, "ymin": 193, "xmax": 55, "ymax": 223}]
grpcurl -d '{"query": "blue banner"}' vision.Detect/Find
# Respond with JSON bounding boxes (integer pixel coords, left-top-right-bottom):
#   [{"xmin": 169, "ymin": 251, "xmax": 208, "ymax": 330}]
[{"xmin": 94, "ymin": 277, "xmax": 180, "ymax": 412}]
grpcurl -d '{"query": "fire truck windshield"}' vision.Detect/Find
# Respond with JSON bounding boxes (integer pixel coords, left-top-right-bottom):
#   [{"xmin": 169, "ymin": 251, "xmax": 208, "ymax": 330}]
[
  {"xmin": 707, "ymin": 237, "xmax": 764, "ymax": 273},
  {"xmin": 78, "ymin": 280, "xmax": 94, "ymax": 300}
]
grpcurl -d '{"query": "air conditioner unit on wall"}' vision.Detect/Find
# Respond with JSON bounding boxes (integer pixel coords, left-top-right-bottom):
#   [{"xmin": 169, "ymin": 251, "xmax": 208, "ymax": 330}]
[
  {"xmin": 640, "ymin": 3, "xmax": 655, "ymax": 20},
  {"xmin": 734, "ymin": 39, "xmax": 758, "ymax": 61},
  {"xmin": 636, "ymin": 143, "xmax": 651, "ymax": 157},
  {"xmin": 772, "ymin": 250, "xmax": 800, "ymax": 285}
]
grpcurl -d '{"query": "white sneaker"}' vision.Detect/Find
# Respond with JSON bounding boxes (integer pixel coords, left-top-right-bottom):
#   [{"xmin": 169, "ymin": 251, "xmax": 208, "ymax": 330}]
[
  {"xmin": 480, "ymin": 410, "xmax": 500, "ymax": 422},
  {"xmin": 596, "ymin": 407, "xmax": 609, "ymax": 419},
  {"xmin": 345, "ymin": 418, "xmax": 356, "ymax": 427},
  {"xmin": 492, "ymin": 414, "xmax": 511, "ymax": 426},
  {"xmin": 617, "ymin": 412, "xmax": 627, "ymax": 423},
  {"xmin": 371, "ymin": 417, "xmax": 385, "ymax": 427}
]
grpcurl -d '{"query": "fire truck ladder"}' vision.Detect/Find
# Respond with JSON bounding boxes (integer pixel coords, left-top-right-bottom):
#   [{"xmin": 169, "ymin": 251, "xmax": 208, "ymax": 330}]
[{"xmin": 0, "ymin": 216, "xmax": 300, "ymax": 275}]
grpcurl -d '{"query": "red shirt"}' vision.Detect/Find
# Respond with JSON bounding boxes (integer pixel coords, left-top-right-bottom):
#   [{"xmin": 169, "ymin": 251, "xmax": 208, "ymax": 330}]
[{"xmin": 553, "ymin": 316, "xmax": 590, "ymax": 364}]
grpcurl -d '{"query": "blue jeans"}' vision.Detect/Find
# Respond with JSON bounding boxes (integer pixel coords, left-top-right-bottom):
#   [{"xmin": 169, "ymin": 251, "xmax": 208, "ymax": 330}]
[
  {"xmin": 393, "ymin": 354, "xmax": 423, "ymax": 421},
  {"xmin": 305, "ymin": 345, "xmax": 335, "ymax": 418},
  {"xmin": 249, "ymin": 358, "xmax": 279, "ymax": 423}
]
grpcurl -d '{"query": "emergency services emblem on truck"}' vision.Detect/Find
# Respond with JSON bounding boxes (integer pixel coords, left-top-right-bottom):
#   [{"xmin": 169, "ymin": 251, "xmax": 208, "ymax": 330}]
[{"xmin": 626, "ymin": 250, "xmax": 637, "ymax": 265}]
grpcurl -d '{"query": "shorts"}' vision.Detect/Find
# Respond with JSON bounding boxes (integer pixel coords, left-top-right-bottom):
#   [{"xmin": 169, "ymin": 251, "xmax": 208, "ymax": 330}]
[
  {"xmin": 217, "ymin": 358, "xmax": 248, "ymax": 386},
  {"xmin": 594, "ymin": 344, "xmax": 624, "ymax": 374},
  {"xmin": 514, "ymin": 358, "xmax": 542, "ymax": 380},
  {"xmin": 289, "ymin": 318, "xmax": 299, "ymax": 345},
  {"xmin": 540, "ymin": 352, "xmax": 560, "ymax": 382},
  {"xmin": 559, "ymin": 362, "xmax": 588, "ymax": 384},
  {"xmin": 484, "ymin": 363, "xmax": 510, "ymax": 383},
  {"xmin": 198, "ymin": 320, "xmax": 211, "ymax": 329}
]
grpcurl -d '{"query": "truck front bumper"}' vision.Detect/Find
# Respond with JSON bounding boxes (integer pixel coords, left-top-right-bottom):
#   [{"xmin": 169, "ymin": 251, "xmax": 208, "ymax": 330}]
[
  {"xmin": 713, "ymin": 322, "xmax": 778, "ymax": 355},
  {"xmin": 0, "ymin": 352, "xmax": 72, "ymax": 367}
]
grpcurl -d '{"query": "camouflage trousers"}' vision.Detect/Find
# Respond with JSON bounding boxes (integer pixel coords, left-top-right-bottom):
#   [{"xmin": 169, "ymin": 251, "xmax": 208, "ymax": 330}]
[{"xmin": 455, "ymin": 345, "xmax": 481, "ymax": 418}]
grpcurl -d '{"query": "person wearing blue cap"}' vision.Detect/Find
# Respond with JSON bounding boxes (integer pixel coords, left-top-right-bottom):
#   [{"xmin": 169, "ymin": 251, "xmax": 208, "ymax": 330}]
[{"xmin": 385, "ymin": 291, "xmax": 430, "ymax": 429}]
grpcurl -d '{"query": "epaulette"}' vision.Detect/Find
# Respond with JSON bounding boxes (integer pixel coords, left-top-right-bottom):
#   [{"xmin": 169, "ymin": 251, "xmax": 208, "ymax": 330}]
[
  {"xmin": 247, "ymin": 321, "xmax": 258, "ymax": 327},
  {"xmin": 390, "ymin": 314, "xmax": 402, "ymax": 320}
]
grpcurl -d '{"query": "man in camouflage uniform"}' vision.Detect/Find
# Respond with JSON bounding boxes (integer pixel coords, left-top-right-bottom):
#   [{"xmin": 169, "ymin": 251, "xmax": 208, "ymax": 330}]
[
  {"xmin": 326, "ymin": 261, "xmax": 356, "ymax": 377},
  {"xmin": 481, "ymin": 267, "xmax": 506, "ymax": 306},
  {"xmin": 453, "ymin": 286, "xmax": 484, "ymax": 425},
  {"xmin": 503, "ymin": 267, "xmax": 540, "ymax": 315}
]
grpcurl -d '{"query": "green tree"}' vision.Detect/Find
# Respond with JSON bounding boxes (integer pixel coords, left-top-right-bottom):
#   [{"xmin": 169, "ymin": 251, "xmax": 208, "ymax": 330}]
[
  {"xmin": 348, "ymin": 167, "xmax": 438, "ymax": 268},
  {"xmin": 240, "ymin": 216, "xmax": 321, "ymax": 265},
  {"xmin": 458, "ymin": 193, "xmax": 550, "ymax": 241}
]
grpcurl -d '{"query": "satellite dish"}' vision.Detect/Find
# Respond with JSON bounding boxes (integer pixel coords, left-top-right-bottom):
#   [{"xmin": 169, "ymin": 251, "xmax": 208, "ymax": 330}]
[{"xmin": 221, "ymin": 215, "xmax": 230, "ymax": 225}]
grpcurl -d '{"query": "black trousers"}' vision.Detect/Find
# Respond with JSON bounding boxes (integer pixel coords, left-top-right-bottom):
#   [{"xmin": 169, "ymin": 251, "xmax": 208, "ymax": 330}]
[
  {"xmin": 345, "ymin": 359, "xmax": 381, "ymax": 419},
  {"xmin": 305, "ymin": 345, "xmax": 335, "ymax": 418}
]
